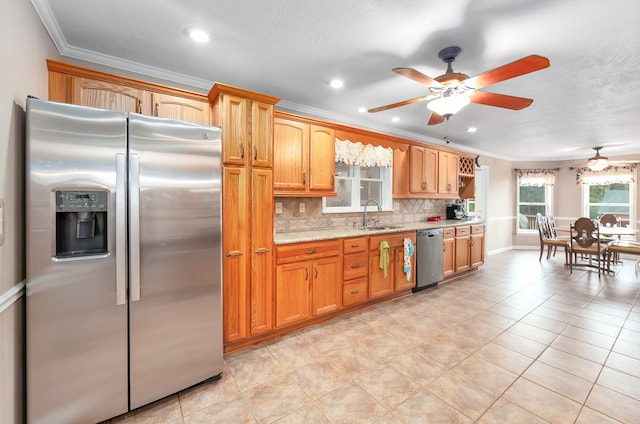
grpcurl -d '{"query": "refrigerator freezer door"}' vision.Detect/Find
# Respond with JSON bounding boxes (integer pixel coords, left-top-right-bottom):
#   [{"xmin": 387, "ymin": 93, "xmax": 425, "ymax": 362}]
[
  {"xmin": 26, "ymin": 99, "xmax": 129, "ymax": 423},
  {"xmin": 127, "ymin": 114, "xmax": 223, "ymax": 409}
]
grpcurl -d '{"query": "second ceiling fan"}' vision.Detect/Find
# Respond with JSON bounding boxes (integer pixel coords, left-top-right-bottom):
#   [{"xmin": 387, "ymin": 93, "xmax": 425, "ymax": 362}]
[{"xmin": 369, "ymin": 46, "xmax": 550, "ymax": 125}]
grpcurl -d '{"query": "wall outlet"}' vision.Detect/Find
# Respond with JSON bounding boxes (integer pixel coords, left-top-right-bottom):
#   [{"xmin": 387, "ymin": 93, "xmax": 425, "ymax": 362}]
[
  {"xmin": 393, "ymin": 201, "xmax": 400, "ymax": 211},
  {"xmin": 299, "ymin": 202, "xmax": 305, "ymax": 213},
  {"xmin": 275, "ymin": 202, "xmax": 282, "ymax": 214}
]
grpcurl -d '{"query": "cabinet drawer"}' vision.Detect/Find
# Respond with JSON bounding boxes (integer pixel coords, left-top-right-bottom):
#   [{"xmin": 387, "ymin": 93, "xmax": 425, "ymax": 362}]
[
  {"xmin": 276, "ymin": 240, "xmax": 341, "ymax": 264},
  {"xmin": 343, "ymin": 278, "xmax": 367, "ymax": 306},
  {"xmin": 443, "ymin": 228, "xmax": 455, "ymax": 239},
  {"xmin": 455, "ymin": 226, "xmax": 471, "ymax": 237},
  {"xmin": 343, "ymin": 237, "xmax": 367, "ymax": 254},
  {"xmin": 471, "ymin": 224, "xmax": 485, "ymax": 235},
  {"xmin": 369, "ymin": 232, "xmax": 416, "ymax": 250},
  {"xmin": 343, "ymin": 252, "xmax": 368, "ymax": 280}
]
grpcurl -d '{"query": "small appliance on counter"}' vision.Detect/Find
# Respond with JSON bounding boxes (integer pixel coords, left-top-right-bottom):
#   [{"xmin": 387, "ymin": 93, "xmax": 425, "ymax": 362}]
[{"xmin": 446, "ymin": 199, "xmax": 466, "ymax": 220}]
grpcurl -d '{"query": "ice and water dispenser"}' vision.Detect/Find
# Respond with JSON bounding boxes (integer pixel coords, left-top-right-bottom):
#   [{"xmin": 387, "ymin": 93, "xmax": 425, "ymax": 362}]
[{"xmin": 55, "ymin": 190, "xmax": 108, "ymax": 258}]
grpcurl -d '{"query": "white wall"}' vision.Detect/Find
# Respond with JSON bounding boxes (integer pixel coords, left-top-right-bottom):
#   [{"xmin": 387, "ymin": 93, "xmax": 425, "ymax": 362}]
[{"xmin": 0, "ymin": 1, "xmax": 60, "ymax": 423}]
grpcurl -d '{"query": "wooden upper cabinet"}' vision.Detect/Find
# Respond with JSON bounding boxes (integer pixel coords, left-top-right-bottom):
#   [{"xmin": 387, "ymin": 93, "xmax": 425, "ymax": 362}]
[
  {"xmin": 309, "ymin": 125, "xmax": 335, "ymax": 191},
  {"xmin": 73, "ymin": 77, "xmax": 146, "ymax": 113},
  {"xmin": 220, "ymin": 94, "xmax": 249, "ymax": 166},
  {"xmin": 392, "ymin": 148, "xmax": 410, "ymax": 198},
  {"xmin": 438, "ymin": 151, "xmax": 459, "ymax": 196},
  {"xmin": 273, "ymin": 118, "xmax": 309, "ymax": 191},
  {"xmin": 251, "ymin": 101, "xmax": 274, "ymax": 168},
  {"xmin": 273, "ymin": 115, "xmax": 336, "ymax": 196},
  {"xmin": 151, "ymin": 93, "xmax": 210, "ymax": 126},
  {"xmin": 409, "ymin": 146, "xmax": 438, "ymax": 195},
  {"xmin": 47, "ymin": 60, "xmax": 212, "ymax": 125}
]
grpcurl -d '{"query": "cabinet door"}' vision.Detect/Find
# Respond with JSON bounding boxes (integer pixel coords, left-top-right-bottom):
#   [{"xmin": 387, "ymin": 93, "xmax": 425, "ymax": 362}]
[
  {"xmin": 151, "ymin": 93, "xmax": 210, "ymax": 125},
  {"xmin": 392, "ymin": 149, "xmax": 410, "ymax": 197},
  {"xmin": 276, "ymin": 262, "xmax": 311, "ymax": 327},
  {"xmin": 309, "ymin": 125, "xmax": 335, "ymax": 191},
  {"xmin": 454, "ymin": 235, "xmax": 471, "ymax": 273},
  {"xmin": 222, "ymin": 167, "xmax": 249, "ymax": 342},
  {"xmin": 470, "ymin": 233, "xmax": 484, "ymax": 268},
  {"xmin": 221, "ymin": 94, "xmax": 249, "ymax": 166},
  {"xmin": 250, "ymin": 169, "xmax": 273, "ymax": 335},
  {"xmin": 394, "ymin": 246, "xmax": 415, "ymax": 291},
  {"xmin": 443, "ymin": 237, "xmax": 455, "ymax": 277},
  {"xmin": 73, "ymin": 77, "xmax": 146, "ymax": 113},
  {"xmin": 251, "ymin": 101, "xmax": 274, "ymax": 168},
  {"xmin": 273, "ymin": 118, "xmax": 308, "ymax": 191},
  {"xmin": 312, "ymin": 256, "xmax": 341, "ymax": 316},
  {"xmin": 438, "ymin": 151, "xmax": 459, "ymax": 195},
  {"xmin": 368, "ymin": 252, "xmax": 394, "ymax": 299},
  {"xmin": 409, "ymin": 146, "xmax": 437, "ymax": 194}
]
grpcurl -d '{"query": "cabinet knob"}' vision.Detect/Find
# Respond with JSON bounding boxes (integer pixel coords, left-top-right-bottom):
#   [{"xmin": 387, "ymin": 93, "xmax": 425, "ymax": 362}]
[
  {"xmin": 154, "ymin": 102, "xmax": 159, "ymax": 117},
  {"xmin": 305, "ymin": 249, "xmax": 317, "ymax": 255},
  {"xmin": 351, "ymin": 289, "xmax": 360, "ymax": 295},
  {"xmin": 302, "ymin": 171, "xmax": 306, "ymax": 185},
  {"xmin": 254, "ymin": 146, "xmax": 258, "ymax": 161},
  {"xmin": 350, "ymin": 264, "xmax": 360, "ymax": 269},
  {"xmin": 240, "ymin": 143, "xmax": 245, "ymax": 159},
  {"xmin": 254, "ymin": 247, "xmax": 270, "ymax": 254},
  {"xmin": 226, "ymin": 250, "xmax": 243, "ymax": 257}
]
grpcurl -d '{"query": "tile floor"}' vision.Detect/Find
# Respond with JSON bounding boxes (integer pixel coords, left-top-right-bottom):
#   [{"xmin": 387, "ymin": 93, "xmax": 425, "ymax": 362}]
[{"xmin": 110, "ymin": 250, "xmax": 640, "ymax": 423}]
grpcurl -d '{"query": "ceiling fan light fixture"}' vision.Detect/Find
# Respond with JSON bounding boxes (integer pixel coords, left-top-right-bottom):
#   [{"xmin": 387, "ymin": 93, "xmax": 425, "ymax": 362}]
[
  {"xmin": 586, "ymin": 146, "xmax": 609, "ymax": 171},
  {"xmin": 426, "ymin": 92, "xmax": 470, "ymax": 117}
]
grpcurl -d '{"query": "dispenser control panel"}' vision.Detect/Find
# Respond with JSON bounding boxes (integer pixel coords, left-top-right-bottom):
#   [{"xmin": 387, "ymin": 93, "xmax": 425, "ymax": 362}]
[{"xmin": 55, "ymin": 190, "xmax": 108, "ymax": 212}]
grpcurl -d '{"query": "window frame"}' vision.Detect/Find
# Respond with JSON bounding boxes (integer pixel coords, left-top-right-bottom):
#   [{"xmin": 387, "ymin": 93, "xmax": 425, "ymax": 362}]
[
  {"xmin": 516, "ymin": 178, "xmax": 554, "ymax": 234},
  {"xmin": 581, "ymin": 179, "xmax": 636, "ymax": 235},
  {"xmin": 322, "ymin": 163, "xmax": 393, "ymax": 213}
]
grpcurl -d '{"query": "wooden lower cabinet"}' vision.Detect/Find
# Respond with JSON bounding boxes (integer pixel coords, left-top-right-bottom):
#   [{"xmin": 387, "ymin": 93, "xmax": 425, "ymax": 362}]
[
  {"xmin": 446, "ymin": 224, "xmax": 485, "ymax": 279},
  {"xmin": 454, "ymin": 226, "xmax": 471, "ymax": 274},
  {"xmin": 470, "ymin": 225, "xmax": 485, "ymax": 268},
  {"xmin": 443, "ymin": 228, "xmax": 455, "ymax": 277},
  {"xmin": 275, "ymin": 240, "xmax": 341, "ymax": 328},
  {"xmin": 368, "ymin": 232, "xmax": 416, "ymax": 299}
]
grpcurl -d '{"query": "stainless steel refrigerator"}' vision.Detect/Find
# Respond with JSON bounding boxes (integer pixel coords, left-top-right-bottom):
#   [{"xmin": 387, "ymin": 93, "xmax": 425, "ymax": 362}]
[{"xmin": 25, "ymin": 98, "xmax": 223, "ymax": 424}]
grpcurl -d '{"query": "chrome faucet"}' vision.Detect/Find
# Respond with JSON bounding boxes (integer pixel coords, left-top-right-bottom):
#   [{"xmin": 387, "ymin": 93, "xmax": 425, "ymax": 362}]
[{"xmin": 362, "ymin": 199, "xmax": 381, "ymax": 228}]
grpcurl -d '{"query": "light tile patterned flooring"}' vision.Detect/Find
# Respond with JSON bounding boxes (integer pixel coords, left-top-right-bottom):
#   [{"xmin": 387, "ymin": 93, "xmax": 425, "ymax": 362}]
[{"xmin": 111, "ymin": 250, "xmax": 640, "ymax": 423}]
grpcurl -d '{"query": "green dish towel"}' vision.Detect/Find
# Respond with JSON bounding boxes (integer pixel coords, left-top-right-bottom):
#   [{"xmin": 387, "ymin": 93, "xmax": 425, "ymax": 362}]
[{"xmin": 379, "ymin": 241, "xmax": 390, "ymax": 277}]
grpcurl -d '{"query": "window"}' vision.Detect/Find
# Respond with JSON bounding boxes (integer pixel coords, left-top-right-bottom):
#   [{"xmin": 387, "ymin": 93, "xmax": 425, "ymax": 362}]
[
  {"xmin": 583, "ymin": 183, "xmax": 634, "ymax": 228},
  {"xmin": 578, "ymin": 165, "xmax": 636, "ymax": 235},
  {"xmin": 516, "ymin": 170, "xmax": 555, "ymax": 232},
  {"xmin": 517, "ymin": 184, "xmax": 552, "ymax": 231},
  {"xmin": 322, "ymin": 163, "xmax": 392, "ymax": 213}
]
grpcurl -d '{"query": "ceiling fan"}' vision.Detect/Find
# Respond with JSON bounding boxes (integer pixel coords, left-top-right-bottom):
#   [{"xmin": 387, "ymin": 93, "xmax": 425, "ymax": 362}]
[{"xmin": 368, "ymin": 46, "xmax": 550, "ymax": 125}]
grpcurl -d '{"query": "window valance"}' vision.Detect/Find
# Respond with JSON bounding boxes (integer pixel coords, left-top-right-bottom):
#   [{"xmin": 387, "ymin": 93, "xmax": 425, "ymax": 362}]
[
  {"xmin": 517, "ymin": 169, "xmax": 556, "ymax": 187},
  {"xmin": 576, "ymin": 165, "xmax": 636, "ymax": 185},
  {"xmin": 335, "ymin": 138, "xmax": 393, "ymax": 168}
]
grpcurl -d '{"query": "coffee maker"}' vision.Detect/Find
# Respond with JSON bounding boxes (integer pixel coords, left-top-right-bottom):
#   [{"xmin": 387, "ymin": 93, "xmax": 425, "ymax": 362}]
[{"xmin": 446, "ymin": 199, "xmax": 465, "ymax": 220}]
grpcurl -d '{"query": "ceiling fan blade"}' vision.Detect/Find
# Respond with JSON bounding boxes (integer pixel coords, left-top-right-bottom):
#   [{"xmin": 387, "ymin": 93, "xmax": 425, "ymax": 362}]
[
  {"xmin": 427, "ymin": 112, "xmax": 446, "ymax": 125},
  {"xmin": 462, "ymin": 55, "xmax": 550, "ymax": 90},
  {"xmin": 393, "ymin": 68, "xmax": 444, "ymax": 88},
  {"xmin": 469, "ymin": 91, "xmax": 534, "ymax": 110},
  {"xmin": 368, "ymin": 96, "xmax": 426, "ymax": 113}
]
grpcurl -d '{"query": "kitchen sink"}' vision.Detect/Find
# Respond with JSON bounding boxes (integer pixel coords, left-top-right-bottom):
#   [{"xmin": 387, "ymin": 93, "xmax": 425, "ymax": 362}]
[{"xmin": 365, "ymin": 225, "xmax": 404, "ymax": 231}]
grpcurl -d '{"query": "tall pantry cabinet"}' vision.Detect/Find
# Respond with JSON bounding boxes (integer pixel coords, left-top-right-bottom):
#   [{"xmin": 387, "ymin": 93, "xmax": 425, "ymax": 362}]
[{"xmin": 208, "ymin": 84, "xmax": 280, "ymax": 346}]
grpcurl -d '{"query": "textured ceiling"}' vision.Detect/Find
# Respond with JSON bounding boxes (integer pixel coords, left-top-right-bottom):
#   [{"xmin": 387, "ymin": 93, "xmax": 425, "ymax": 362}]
[{"xmin": 31, "ymin": 0, "xmax": 640, "ymax": 162}]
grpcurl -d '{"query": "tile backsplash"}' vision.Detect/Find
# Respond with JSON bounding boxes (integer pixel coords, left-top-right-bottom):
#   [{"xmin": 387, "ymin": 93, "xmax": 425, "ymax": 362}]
[{"xmin": 274, "ymin": 197, "xmax": 449, "ymax": 233}]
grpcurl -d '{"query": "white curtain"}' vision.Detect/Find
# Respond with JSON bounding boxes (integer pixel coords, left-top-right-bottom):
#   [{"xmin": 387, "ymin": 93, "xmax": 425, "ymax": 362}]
[
  {"xmin": 335, "ymin": 138, "xmax": 393, "ymax": 168},
  {"xmin": 576, "ymin": 165, "xmax": 636, "ymax": 185},
  {"xmin": 517, "ymin": 169, "xmax": 556, "ymax": 186}
]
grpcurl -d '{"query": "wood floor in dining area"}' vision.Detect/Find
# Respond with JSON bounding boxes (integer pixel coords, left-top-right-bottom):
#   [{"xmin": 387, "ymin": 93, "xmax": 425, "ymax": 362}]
[{"xmin": 110, "ymin": 250, "xmax": 640, "ymax": 423}]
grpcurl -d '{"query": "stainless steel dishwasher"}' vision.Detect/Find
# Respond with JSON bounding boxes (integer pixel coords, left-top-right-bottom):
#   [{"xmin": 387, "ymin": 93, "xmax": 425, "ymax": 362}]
[{"xmin": 414, "ymin": 228, "xmax": 444, "ymax": 292}]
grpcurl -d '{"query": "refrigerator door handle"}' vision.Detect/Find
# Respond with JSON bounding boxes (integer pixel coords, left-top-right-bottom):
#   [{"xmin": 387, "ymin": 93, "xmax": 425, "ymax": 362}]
[
  {"xmin": 130, "ymin": 153, "xmax": 141, "ymax": 302},
  {"xmin": 115, "ymin": 154, "xmax": 127, "ymax": 306}
]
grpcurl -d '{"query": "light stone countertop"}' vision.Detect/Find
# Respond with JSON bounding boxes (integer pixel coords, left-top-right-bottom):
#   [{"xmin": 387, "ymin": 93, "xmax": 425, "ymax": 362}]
[{"xmin": 274, "ymin": 218, "xmax": 484, "ymax": 245}]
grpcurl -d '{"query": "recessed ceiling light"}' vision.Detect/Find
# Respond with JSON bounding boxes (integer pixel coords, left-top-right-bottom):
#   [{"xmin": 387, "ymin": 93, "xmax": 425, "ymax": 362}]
[
  {"xmin": 329, "ymin": 79, "xmax": 344, "ymax": 89},
  {"xmin": 357, "ymin": 107, "xmax": 366, "ymax": 113},
  {"xmin": 185, "ymin": 27, "xmax": 210, "ymax": 43},
  {"xmin": 466, "ymin": 127, "xmax": 477, "ymax": 133},
  {"xmin": 391, "ymin": 117, "xmax": 400, "ymax": 122}
]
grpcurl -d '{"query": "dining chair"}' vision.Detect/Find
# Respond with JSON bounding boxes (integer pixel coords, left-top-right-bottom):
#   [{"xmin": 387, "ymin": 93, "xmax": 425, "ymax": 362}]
[
  {"xmin": 569, "ymin": 217, "xmax": 609, "ymax": 276},
  {"xmin": 536, "ymin": 213, "xmax": 569, "ymax": 263},
  {"xmin": 599, "ymin": 213, "xmax": 621, "ymax": 261}
]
